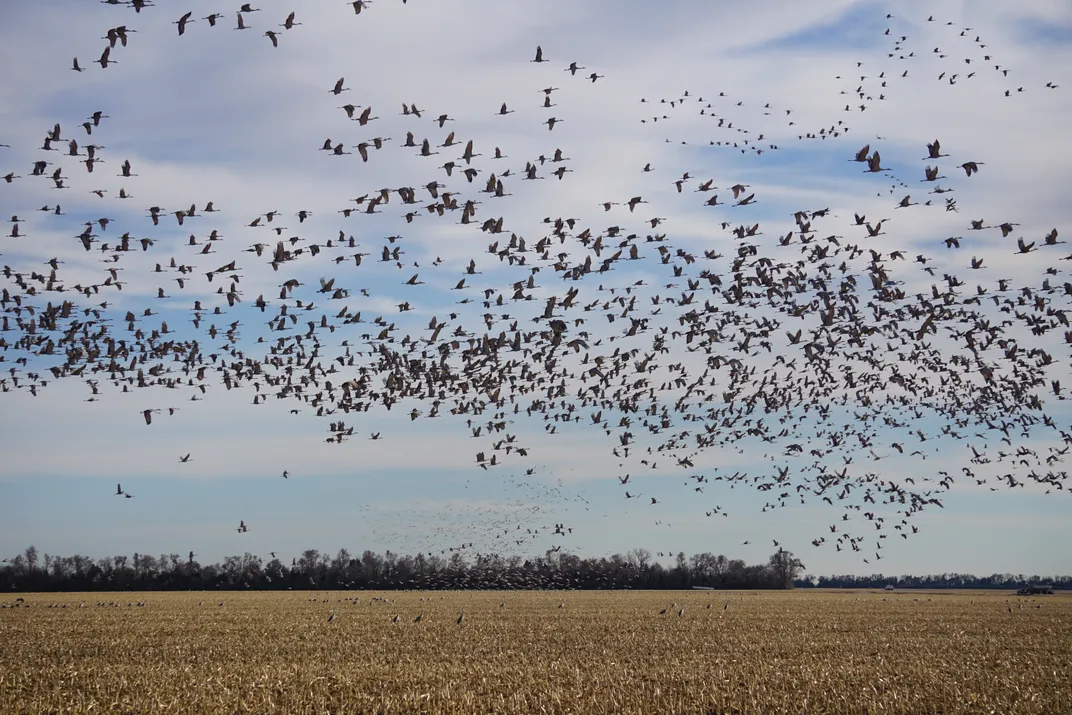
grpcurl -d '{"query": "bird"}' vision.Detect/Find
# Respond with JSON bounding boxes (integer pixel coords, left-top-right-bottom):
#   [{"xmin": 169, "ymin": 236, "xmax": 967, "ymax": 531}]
[
  {"xmin": 96, "ymin": 47, "xmax": 115, "ymax": 68},
  {"xmin": 924, "ymin": 140, "xmax": 949, "ymax": 159},
  {"xmin": 174, "ymin": 11, "xmax": 193, "ymax": 35}
]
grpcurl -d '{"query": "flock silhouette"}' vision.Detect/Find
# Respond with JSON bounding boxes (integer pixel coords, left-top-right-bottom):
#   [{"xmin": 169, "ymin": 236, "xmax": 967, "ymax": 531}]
[{"xmin": 0, "ymin": 1, "xmax": 1068, "ymax": 566}]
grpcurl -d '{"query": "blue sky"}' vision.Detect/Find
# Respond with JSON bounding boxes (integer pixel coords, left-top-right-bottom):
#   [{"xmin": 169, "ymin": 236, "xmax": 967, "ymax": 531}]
[{"xmin": 1, "ymin": 0, "xmax": 1071, "ymax": 577}]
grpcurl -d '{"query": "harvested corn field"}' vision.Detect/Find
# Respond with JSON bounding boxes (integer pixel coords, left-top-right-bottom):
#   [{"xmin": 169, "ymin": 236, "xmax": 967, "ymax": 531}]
[{"xmin": 2, "ymin": 589, "xmax": 1070, "ymax": 713}]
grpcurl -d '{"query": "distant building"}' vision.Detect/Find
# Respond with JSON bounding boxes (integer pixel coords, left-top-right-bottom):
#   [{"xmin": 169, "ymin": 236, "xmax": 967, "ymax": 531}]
[{"xmin": 1016, "ymin": 584, "xmax": 1054, "ymax": 595}]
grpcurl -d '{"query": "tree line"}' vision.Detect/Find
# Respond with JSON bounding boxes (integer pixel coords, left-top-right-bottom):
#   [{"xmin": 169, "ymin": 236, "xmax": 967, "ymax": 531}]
[
  {"xmin": 801, "ymin": 572, "xmax": 1071, "ymax": 590},
  {"xmin": 1, "ymin": 544, "xmax": 1064, "ymax": 592}
]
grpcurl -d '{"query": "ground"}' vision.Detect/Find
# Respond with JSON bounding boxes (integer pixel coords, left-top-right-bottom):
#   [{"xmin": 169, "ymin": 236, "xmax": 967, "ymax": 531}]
[{"xmin": 1, "ymin": 589, "xmax": 1069, "ymax": 713}]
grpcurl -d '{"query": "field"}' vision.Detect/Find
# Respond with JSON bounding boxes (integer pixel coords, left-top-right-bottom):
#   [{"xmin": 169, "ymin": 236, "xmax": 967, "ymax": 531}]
[{"xmin": 2, "ymin": 589, "xmax": 1070, "ymax": 714}]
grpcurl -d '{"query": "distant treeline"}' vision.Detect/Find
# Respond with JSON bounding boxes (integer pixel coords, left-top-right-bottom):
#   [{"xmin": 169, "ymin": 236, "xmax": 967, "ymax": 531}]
[
  {"xmin": 0, "ymin": 545, "xmax": 1065, "ymax": 592},
  {"xmin": 800, "ymin": 573, "xmax": 1071, "ymax": 590}
]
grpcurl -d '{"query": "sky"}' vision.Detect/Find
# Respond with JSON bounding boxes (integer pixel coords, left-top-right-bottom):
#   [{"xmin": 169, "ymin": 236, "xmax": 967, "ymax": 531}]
[{"xmin": 1, "ymin": 0, "xmax": 1071, "ymax": 578}]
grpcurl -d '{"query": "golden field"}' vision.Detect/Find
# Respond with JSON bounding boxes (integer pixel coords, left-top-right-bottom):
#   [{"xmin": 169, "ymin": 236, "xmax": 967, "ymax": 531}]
[{"xmin": 1, "ymin": 589, "xmax": 1070, "ymax": 714}]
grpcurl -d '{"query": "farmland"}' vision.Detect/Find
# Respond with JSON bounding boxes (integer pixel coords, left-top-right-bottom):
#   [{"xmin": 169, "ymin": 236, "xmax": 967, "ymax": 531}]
[{"xmin": 2, "ymin": 589, "xmax": 1070, "ymax": 713}]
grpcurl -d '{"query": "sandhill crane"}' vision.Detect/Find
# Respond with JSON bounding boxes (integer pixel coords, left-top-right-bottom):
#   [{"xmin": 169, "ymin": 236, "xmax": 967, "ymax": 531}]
[
  {"xmin": 531, "ymin": 46, "xmax": 546, "ymax": 63},
  {"xmin": 924, "ymin": 140, "xmax": 950, "ymax": 160},
  {"xmin": 419, "ymin": 139, "xmax": 438, "ymax": 157},
  {"xmin": 866, "ymin": 220, "xmax": 888, "ymax": 237},
  {"xmin": 331, "ymin": 78, "xmax": 348, "ymax": 95},
  {"xmin": 923, "ymin": 164, "xmax": 945, "ymax": 181},
  {"xmin": 865, "ymin": 152, "xmax": 887, "ymax": 172},
  {"xmin": 174, "ymin": 11, "xmax": 193, "ymax": 35},
  {"xmin": 356, "ymin": 107, "xmax": 377, "ymax": 125},
  {"xmin": 999, "ymin": 222, "xmax": 1019, "ymax": 237},
  {"xmin": 461, "ymin": 140, "xmax": 481, "ymax": 164},
  {"xmin": 96, "ymin": 47, "xmax": 115, "ymax": 68}
]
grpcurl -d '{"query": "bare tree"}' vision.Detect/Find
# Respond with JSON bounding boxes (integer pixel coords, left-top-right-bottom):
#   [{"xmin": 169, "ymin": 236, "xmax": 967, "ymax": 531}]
[
  {"xmin": 627, "ymin": 547, "xmax": 651, "ymax": 571},
  {"xmin": 769, "ymin": 549, "xmax": 805, "ymax": 589}
]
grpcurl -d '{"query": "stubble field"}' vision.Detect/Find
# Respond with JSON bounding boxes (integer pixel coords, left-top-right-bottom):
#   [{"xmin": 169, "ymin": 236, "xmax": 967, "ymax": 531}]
[{"xmin": 1, "ymin": 589, "xmax": 1070, "ymax": 714}]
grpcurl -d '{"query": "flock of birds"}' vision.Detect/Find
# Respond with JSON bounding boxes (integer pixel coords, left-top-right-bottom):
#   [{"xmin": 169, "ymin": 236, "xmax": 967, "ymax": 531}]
[{"xmin": 2, "ymin": 1, "xmax": 1069, "ymax": 566}]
